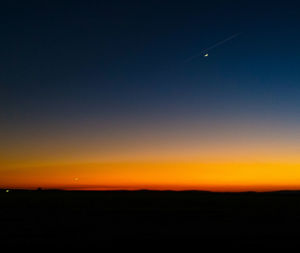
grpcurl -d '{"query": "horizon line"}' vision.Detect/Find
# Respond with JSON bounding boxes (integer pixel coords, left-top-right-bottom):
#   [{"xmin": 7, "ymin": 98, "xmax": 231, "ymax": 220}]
[{"xmin": 2, "ymin": 188, "xmax": 300, "ymax": 194}]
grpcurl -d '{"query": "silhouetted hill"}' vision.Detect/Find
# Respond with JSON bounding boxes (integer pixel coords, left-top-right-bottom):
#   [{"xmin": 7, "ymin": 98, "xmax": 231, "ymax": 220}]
[{"xmin": 1, "ymin": 190, "xmax": 300, "ymax": 250}]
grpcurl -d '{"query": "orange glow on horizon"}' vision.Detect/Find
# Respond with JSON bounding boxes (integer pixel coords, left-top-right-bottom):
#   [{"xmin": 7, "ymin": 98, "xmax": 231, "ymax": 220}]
[
  {"xmin": 2, "ymin": 120, "xmax": 300, "ymax": 192},
  {"xmin": 1, "ymin": 161, "xmax": 300, "ymax": 192}
]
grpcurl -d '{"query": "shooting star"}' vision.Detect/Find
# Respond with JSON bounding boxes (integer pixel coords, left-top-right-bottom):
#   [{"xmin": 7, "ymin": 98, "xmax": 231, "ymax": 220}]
[{"xmin": 184, "ymin": 33, "xmax": 240, "ymax": 62}]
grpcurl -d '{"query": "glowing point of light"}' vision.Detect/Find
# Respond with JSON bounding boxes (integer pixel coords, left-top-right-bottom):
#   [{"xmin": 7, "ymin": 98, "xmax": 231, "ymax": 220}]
[
  {"xmin": 6, "ymin": 190, "xmax": 10, "ymax": 193},
  {"xmin": 204, "ymin": 53, "xmax": 208, "ymax": 57}
]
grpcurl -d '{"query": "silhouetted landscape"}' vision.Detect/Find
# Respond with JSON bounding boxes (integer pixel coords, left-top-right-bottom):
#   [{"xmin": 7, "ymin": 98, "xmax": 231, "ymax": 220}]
[
  {"xmin": 2, "ymin": 190, "xmax": 300, "ymax": 249},
  {"xmin": 3, "ymin": 1, "xmax": 300, "ymax": 250}
]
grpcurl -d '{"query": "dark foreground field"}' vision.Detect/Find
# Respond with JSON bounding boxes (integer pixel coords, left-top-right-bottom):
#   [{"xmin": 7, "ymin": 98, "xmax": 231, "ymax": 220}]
[{"xmin": 1, "ymin": 190, "xmax": 300, "ymax": 250}]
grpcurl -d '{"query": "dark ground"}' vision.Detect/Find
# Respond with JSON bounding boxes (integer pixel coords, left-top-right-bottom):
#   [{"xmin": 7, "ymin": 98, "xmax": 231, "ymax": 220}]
[{"xmin": 1, "ymin": 190, "xmax": 300, "ymax": 250}]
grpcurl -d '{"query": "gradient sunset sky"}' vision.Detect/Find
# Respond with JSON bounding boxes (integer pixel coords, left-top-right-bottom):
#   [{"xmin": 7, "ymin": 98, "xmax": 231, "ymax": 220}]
[{"xmin": 2, "ymin": 0, "xmax": 300, "ymax": 191}]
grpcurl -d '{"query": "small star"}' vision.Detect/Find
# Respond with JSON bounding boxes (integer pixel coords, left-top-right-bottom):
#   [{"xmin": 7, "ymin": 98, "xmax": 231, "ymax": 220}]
[{"xmin": 204, "ymin": 53, "xmax": 209, "ymax": 57}]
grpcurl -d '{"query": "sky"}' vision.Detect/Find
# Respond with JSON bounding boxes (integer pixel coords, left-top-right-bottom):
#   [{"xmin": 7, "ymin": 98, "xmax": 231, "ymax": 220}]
[{"xmin": 1, "ymin": 0, "xmax": 300, "ymax": 191}]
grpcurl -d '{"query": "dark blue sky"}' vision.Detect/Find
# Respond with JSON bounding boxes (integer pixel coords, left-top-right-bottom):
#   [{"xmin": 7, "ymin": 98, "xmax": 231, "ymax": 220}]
[{"xmin": 2, "ymin": 0, "xmax": 300, "ymax": 131}]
